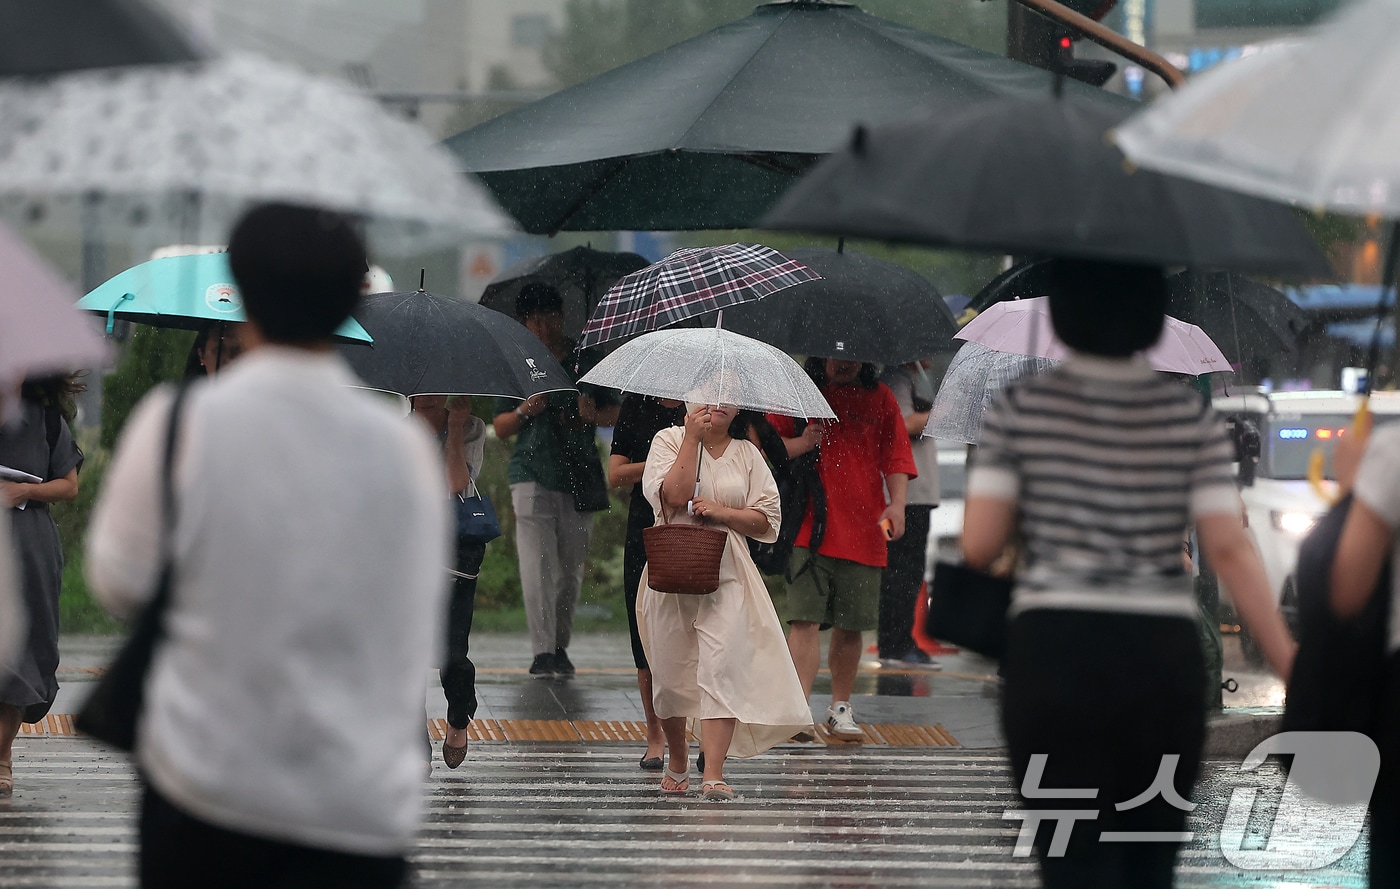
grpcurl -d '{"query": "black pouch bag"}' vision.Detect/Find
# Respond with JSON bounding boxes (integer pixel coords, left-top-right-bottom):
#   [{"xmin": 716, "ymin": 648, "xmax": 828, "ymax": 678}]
[
  {"xmin": 76, "ymin": 384, "xmax": 189, "ymax": 752},
  {"xmin": 924, "ymin": 561, "xmax": 1014, "ymax": 659}
]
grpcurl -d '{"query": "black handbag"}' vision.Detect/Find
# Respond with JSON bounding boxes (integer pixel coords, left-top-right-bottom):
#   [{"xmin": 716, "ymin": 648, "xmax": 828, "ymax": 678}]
[
  {"xmin": 924, "ymin": 560, "xmax": 1014, "ymax": 659},
  {"xmin": 76, "ymin": 384, "xmax": 189, "ymax": 752},
  {"xmin": 454, "ymin": 482, "xmax": 501, "ymax": 544}
]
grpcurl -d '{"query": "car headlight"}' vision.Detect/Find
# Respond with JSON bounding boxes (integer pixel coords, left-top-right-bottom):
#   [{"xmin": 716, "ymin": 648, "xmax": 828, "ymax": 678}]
[{"xmin": 1271, "ymin": 510, "xmax": 1317, "ymax": 536}]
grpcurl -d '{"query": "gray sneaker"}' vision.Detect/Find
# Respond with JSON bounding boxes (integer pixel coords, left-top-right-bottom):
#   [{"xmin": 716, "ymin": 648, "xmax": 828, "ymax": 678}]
[{"xmin": 826, "ymin": 701, "xmax": 863, "ymax": 738}]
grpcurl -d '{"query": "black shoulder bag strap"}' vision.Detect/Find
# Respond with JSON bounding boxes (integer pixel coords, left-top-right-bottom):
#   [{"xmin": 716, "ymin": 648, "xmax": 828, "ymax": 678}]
[{"xmin": 76, "ymin": 383, "xmax": 191, "ymax": 751}]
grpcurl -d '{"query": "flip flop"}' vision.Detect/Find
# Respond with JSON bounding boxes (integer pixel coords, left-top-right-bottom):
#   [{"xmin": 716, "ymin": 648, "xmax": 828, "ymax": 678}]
[
  {"xmin": 660, "ymin": 769, "xmax": 690, "ymax": 795},
  {"xmin": 701, "ymin": 780, "xmax": 735, "ymax": 801},
  {"xmin": 639, "ymin": 755, "xmax": 664, "ymax": 771}
]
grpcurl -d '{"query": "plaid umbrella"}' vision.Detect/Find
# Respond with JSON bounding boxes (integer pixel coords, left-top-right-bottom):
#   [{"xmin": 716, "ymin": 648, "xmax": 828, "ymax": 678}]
[{"xmin": 577, "ymin": 243, "xmax": 821, "ymax": 349}]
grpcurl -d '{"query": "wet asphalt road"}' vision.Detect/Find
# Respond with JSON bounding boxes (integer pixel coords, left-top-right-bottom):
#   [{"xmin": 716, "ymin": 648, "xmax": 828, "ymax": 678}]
[{"xmin": 1, "ymin": 739, "xmax": 1368, "ymax": 888}]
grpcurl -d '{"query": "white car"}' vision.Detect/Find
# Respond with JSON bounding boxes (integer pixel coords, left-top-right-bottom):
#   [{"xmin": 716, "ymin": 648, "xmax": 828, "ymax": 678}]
[{"xmin": 1213, "ymin": 389, "xmax": 1400, "ymax": 651}]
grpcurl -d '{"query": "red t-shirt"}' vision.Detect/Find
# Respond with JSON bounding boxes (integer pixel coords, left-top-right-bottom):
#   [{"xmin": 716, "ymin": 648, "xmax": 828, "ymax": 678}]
[{"xmin": 768, "ymin": 383, "xmax": 917, "ymax": 568}]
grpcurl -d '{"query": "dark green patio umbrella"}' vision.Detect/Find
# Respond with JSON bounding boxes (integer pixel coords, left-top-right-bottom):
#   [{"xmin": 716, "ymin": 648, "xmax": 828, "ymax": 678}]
[{"xmin": 445, "ymin": 0, "xmax": 1131, "ymax": 235}]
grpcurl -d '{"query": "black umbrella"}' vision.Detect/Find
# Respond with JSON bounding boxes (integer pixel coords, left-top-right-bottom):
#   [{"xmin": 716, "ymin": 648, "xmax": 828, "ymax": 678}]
[
  {"xmin": 1, "ymin": 0, "xmax": 203, "ymax": 77},
  {"xmin": 710, "ymin": 247, "xmax": 959, "ymax": 364},
  {"xmin": 444, "ymin": 0, "xmax": 1131, "ymax": 234},
  {"xmin": 967, "ymin": 260, "xmax": 1056, "ymax": 314},
  {"xmin": 343, "ymin": 287, "xmax": 576, "ymax": 399},
  {"xmin": 763, "ymin": 99, "xmax": 1332, "ymax": 278},
  {"xmin": 1165, "ymin": 271, "xmax": 1320, "ymax": 364},
  {"xmin": 479, "ymin": 246, "xmax": 649, "ymax": 340},
  {"xmin": 968, "ymin": 260, "xmax": 1318, "ymax": 366}
]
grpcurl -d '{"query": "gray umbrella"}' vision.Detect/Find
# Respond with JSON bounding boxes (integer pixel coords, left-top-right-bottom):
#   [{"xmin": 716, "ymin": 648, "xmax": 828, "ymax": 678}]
[
  {"xmin": 444, "ymin": 0, "xmax": 1131, "ymax": 234},
  {"xmin": 1, "ymin": 0, "xmax": 203, "ymax": 77},
  {"xmin": 343, "ymin": 286, "xmax": 575, "ymax": 400}
]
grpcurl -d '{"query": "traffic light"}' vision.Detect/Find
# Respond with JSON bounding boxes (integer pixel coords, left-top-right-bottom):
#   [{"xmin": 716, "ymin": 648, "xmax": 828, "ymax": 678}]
[
  {"xmin": 1056, "ymin": 33, "xmax": 1118, "ymax": 87},
  {"xmin": 1008, "ymin": 0, "xmax": 1119, "ymax": 87}
]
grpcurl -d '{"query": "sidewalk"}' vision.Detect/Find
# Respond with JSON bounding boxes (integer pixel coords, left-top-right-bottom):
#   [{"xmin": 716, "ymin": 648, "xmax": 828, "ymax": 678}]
[{"xmin": 46, "ymin": 631, "xmax": 1285, "ymax": 753}]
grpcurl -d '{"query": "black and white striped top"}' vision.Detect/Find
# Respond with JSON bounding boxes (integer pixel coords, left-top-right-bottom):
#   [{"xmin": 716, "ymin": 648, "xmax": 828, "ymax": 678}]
[{"xmin": 968, "ymin": 355, "xmax": 1239, "ymax": 616}]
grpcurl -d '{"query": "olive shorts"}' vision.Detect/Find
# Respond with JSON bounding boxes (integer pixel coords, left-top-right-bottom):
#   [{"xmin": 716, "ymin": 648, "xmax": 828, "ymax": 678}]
[{"xmin": 785, "ymin": 547, "xmax": 882, "ymax": 632}]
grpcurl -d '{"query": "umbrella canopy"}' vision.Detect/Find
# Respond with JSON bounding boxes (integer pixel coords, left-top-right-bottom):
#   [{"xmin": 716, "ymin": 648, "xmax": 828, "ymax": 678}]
[
  {"xmin": 444, "ymin": 0, "xmax": 1131, "ymax": 234},
  {"xmin": 924, "ymin": 342, "xmax": 1057, "ymax": 444},
  {"xmin": 579, "ymin": 244, "xmax": 821, "ymax": 350},
  {"xmin": 479, "ymin": 246, "xmax": 649, "ymax": 340},
  {"xmin": 578, "ymin": 327, "xmax": 835, "ymax": 419},
  {"xmin": 1165, "ymin": 271, "xmax": 1318, "ymax": 365},
  {"xmin": 1, "ymin": 0, "xmax": 203, "ymax": 77},
  {"xmin": 78, "ymin": 253, "xmax": 372, "ymax": 343},
  {"xmin": 955, "ymin": 297, "xmax": 1232, "ymax": 375},
  {"xmin": 343, "ymin": 289, "xmax": 575, "ymax": 400},
  {"xmin": 967, "ymin": 261, "xmax": 1314, "ymax": 365},
  {"xmin": 967, "ymin": 260, "xmax": 1056, "ymax": 314},
  {"xmin": 0, "ymin": 222, "xmax": 110, "ymax": 391},
  {"xmin": 711, "ymin": 247, "xmax": 958, "ymax": 365},
  {"xmin": 1114, "ymin": 0, "xmax": 1400, "ymax": 216},
  {"xmin": 763, "ymin": 99, "xmax": 1331, "ymax": 278},
  {"xmin": 0, "ymin": 54, "xmax": 515, "ymax": 254}
]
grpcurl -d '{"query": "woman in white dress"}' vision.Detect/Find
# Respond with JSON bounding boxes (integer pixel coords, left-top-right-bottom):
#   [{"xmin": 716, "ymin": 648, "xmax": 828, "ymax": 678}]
[{"xmin": 638, "ymin": 402, "xmax": 813, "ymax": 801}]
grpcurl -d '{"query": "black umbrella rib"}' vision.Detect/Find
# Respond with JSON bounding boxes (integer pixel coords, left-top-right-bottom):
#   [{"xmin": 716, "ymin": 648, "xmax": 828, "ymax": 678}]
[{"xmin": 549, "ymin": 156, "xmax": 635, "ymax": 235}]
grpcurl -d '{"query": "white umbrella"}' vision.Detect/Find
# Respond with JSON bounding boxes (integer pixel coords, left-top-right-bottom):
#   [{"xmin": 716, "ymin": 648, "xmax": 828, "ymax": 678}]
[
  {"xmin": 955, "ymin": 297, "xmax": 1233, "ymax": 375},
  {"xmin": 0, "ymin": 53, "xmax": 515, "ymax": 253},
  {"xmin": 577, "ymin": 327, "xmax": 835, "ymax": 420},
  {"xmin": 1113, "ymin": 0, "xmax": 1400, "ymax": 215},
  {"xmin": 924, "ymin": 342, "xmax": 1058, "ymax": 444},
  {"xmin": 0, "ymin": 221, "xmax": 110, "ymax": 395}
]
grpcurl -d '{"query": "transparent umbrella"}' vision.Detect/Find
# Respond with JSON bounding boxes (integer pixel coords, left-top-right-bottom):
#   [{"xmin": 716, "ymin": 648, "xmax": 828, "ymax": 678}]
[
  {"xmin": 924, "ymin": 342, "xmax": 1057, "ymax": 444},
  {"xmin": 1114, "ymin": 0, "xmax": 1400, "ymax": 216},
  {"xmin": 577, "ymin": 327, "xmax": 835, "ymax": 419},
  {"xmin": 0, "ymin": 53, "xmax": 514, "ymax": 253}
]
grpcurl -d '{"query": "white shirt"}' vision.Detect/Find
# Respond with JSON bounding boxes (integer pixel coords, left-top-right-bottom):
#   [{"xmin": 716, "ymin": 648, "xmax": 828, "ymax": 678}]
[
  {"xmin": 1354, "ymin": 425, "xmax": 1400, "ymax": 653},
  {"xmin": 881, "ymin": 366, "xmax": 940, "ymax": 507},
  {"xmin": 86, "ymin": 347, "xmax": 449, "ymax": 855}
]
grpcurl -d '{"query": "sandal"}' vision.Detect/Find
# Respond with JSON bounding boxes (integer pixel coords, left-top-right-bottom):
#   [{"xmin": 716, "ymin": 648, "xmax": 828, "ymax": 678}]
[
  {"xmin": 701, "ymin": 780, "xmax": 735, "ymax": 801},
  {"xmin": 660, "ymin": 769, "xmax": 690, "ymax": 795},
  {"xmin": 0, "ymin": 760, "xmax": 10, "ymax": 799},
  {"xmin": 639, "ymin": 755, "xmax": 664, "ymax": 771}
]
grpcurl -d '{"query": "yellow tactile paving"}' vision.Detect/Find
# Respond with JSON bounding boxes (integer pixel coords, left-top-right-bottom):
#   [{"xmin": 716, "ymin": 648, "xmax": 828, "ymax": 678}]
[{"xmin": 34, "ymin": 715, "xmax": 959, "ymax": 746}]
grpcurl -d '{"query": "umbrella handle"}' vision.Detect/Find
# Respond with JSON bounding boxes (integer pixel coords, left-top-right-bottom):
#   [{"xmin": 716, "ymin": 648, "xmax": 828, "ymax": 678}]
[
  {"xmin": 105, "ymin": 293, "xmax": 135, "ymax": 334},
  {"xmin": 1307, "ymin": 398, "xmax": 1368, "ymax": 504}
]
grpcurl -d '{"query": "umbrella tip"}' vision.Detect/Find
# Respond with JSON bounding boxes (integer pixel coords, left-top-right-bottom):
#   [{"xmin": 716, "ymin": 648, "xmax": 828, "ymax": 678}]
[
  {"xmin": 850, "ymin": 125, "xmax": 867, "ymax": 156},
  {"xmin": 419, "ymin": 268, "xmax": 426, "ymax": 292}
]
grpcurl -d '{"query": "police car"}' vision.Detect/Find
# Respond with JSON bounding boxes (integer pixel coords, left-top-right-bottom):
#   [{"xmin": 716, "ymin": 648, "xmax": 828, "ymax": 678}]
[{"xmin": 1213, "ymin": 389, "xmax": 1400, "ymax": 656}]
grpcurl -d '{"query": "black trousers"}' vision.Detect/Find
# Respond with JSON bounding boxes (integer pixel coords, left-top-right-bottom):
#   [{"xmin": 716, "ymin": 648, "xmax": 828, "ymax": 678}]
[
  {"xmin": 1001, "ymin": 609, "xmax": 1206, "ymax": 889},
  {"xmin": 1369, "ymin": 652, "xmax": 1400, "ymax": 886},
  {"xmin": 140, "ymin": 783, "xmax": 406, "ymax": 889},
  {"xmin": 623, "ymin": 507, "xmax": 652, "ymax": 670},
  {"xmin": 877, "ymin": 505, "xmax": 932, "ymax": 659},
  {"xmin": 442, "ymin": 538, "xmax": 487, "ymax": 730}
]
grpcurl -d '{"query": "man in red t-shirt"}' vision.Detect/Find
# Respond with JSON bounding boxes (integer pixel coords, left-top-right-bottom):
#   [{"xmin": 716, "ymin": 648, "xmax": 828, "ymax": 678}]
[{"xmin": 768, "ymin": 358, "xmax": 917, "ymax": 739}]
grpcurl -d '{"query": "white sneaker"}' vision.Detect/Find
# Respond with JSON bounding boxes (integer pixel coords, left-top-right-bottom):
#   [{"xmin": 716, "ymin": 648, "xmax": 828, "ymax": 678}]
[{"xmin": 826, "ymin": 701, "xmax": 863, "ymax": 738}]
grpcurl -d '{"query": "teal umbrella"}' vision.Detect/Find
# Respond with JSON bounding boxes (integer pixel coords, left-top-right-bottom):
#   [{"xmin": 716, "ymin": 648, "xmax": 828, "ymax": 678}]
[{"xmin": 78, "ymin": 253, "xmax": 372, "ymax": 343}]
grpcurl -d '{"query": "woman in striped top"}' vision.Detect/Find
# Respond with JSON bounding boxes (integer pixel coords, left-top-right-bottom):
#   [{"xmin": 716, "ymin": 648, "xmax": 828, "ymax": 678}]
[{"xmin": 963, "ymin": 260, "xmax": 1294, "ymax": 889}]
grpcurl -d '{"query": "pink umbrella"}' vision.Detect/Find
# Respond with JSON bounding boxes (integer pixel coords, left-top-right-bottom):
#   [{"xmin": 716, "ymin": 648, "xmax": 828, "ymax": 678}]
[
  {"xmin": 0, "ymin": 222, "xmax": 110, "ymax": 394},
  {"xmin": 954, "ymin": 296, "xmax": 1231, "ymax": 375}
]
